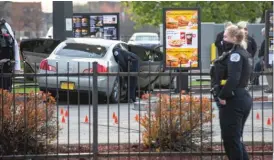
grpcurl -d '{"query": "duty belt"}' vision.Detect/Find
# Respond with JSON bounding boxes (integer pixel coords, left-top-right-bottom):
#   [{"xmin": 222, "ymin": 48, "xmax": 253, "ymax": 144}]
[{"xmin": 220, "ymin": 79, "xmax": 227, "ymax": 86}]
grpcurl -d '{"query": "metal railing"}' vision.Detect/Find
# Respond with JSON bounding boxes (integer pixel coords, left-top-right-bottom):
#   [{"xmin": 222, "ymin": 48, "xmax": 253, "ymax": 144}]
[{"xmin": 0, "ymin": 61, "xmax": 272, "ymax": 160}]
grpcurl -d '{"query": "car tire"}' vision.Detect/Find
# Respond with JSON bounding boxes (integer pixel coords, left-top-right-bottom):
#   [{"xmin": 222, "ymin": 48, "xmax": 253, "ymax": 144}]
[
  {"xmin": 110, "ymin": 78, "xmax": 120, "ymax": 103},
  {"xmin": 39, "ymin": 87, "xmax": 58, "ymax": 99},
  {"xmin": 145, "ymin": 82, "xmax": 155, "ymax": 92}
]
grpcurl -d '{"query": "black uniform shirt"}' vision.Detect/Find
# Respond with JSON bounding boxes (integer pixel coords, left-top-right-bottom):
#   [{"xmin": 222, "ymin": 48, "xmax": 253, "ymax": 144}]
[
  {"xmin": 246, "ymin": 35, "xmax": 257, "ymax": 58},
  {"xmin": 113, "ymin": 47, "xmax": 140, "ymax": 72},
  {"xmin": 218, "ymin": 46, "xmax": 252, "ymax": 99}
]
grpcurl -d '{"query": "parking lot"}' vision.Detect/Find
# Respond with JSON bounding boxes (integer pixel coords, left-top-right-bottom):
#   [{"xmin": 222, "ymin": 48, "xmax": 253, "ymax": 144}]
[{"xmin": 54, "ymin": 89, "xmax": 273, "ymax": 145}]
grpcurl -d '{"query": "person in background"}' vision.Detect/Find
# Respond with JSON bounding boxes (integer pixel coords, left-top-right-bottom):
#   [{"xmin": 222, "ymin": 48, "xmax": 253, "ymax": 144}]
[
  {"xmin": 237, "ymin": 21, "xmax": 257, "ymax": 88},
  {"xmin": 264, "ymin": 64, "xmax": 273, "ymax": 93},
  {"xmin": 250, "ymin": 27, "xmax": 265, "ymax": 86},
  {"xmin": 262, "ymin": 28, "xmax": 273, "ymax": 93},
  {"xmin": 237, "ymin": 21, "xmax": 257, "ymax": 58},
  {"xmin": 0, "ymin": 19, "xmax": 21, "ymax": 91},
  {"xmin": 215, "ymin": 21, "xmax": 233, "ymax": 56}
]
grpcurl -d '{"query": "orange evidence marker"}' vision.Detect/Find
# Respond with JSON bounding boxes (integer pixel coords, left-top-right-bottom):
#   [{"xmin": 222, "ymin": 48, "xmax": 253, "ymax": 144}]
[
  {"xmin": 267, "ymin": 117, "xmax": 272, "ymax": 126},
  {"xmin": 61, "ymin": 116, "xmax": 66, "ymax": 124},
  {"xmin": 135, "ymin": 114, "xmax": 139, "ymax": 122},
  {"xmin": 114, "ymin": 116, "xmax": 118, "ymax": 124},
  {"xmin": 256, "ymin": 112, "xmax": 260, "ymax": 120},
  {"xmin": 112, "ymin": 112, "xmax": 116, "ymax": 119},
  {"xmin": 60, "ymin": 108, "xmax": 64, "ymax": 115},
  {"xmin": 84, "ymin": 115, "xmax": 89, "ymax": 123},
  {"xmin": 65, "ymin": 110, "xmax": 69, "ymax": 117}
]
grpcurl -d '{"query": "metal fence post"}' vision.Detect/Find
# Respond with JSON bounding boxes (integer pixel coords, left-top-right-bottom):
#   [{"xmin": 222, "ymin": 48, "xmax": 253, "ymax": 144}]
[{"xmin": 92, "ymin": 62, "xmax": 98, "ymax": 160}]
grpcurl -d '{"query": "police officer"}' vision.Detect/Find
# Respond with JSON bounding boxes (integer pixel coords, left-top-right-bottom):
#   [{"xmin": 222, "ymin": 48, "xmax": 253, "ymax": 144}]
[
  {"xmin": 0, "ymin": 19, "xmax": 19, "ymax": 91},
  {"xmin": 113, "ymin": 46, "xmax": 140, "ymax": 103},
  {"xmin": 212, "ymin": 24, "xmax": 252, "ymax": 160},
  {"xmin": 210, "ymin": 51, "xmax": 230, "ymax": 107}
]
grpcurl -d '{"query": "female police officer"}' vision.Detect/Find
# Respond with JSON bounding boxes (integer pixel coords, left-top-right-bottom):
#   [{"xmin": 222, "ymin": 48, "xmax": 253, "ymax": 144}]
[{"xmin": 216, "ymin": 24, "xmax": 252, "ymax": 160}]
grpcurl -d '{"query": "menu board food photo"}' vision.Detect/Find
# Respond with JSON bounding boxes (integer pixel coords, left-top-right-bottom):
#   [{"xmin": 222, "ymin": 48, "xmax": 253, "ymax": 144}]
[
  {"xmin": 164, "ymin": 9, "xmax": 200, "ymax": 69},
  {"xmin": 103, "ymin": 15, "xmax": 118, "ymax": 24},
  {"xmin": 73, "ymin": 16, "xmax": 82, "ymax": 28},
  {"xmin": 72, "ymin": 13, "xmax": 120, "ymax": 40}
]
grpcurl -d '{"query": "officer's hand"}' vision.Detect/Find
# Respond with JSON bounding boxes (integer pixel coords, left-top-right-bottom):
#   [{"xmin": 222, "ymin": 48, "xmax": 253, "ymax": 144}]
[{"xmin": 218, "ymin": 97, "xmax": 226, "ymax": 105}]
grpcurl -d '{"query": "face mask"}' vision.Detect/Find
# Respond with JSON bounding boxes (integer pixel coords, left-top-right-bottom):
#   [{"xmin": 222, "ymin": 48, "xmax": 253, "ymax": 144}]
[{"xmin": 222, "ymin": 40, "xmax": 235, "ymax": 52}]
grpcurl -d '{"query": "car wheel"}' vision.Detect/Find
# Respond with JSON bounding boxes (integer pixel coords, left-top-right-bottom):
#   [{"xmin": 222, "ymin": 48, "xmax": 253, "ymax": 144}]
[
  {"xmin": 145, "ymin": 82, "xmax": 155, "ymax": 92},
  {"xmin": 110, "ymin": 78, "xmax": 120, "ymax": 103},
  {"xmin": 39, "ymin": 87, "xmax": 58, "ymax": 99}
]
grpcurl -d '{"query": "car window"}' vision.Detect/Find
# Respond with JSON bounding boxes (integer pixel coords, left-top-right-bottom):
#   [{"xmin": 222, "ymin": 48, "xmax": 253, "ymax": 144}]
[
  {"xmin": 128, "ymin": 45, "xmax": 147, "ymax": 61},
  {"xmin": 128, "ymin": 45, "xmax": 163, "ymax": 62},
  {"xmin": 56, "ymin": 43, "xmax": 107, "ymax": 58},
  {"xmin": 21, "ymin": 39, "xmax": 60, "ymax": 55},
  {"xmin": 135, "ymin": 35, "xmax": 159, "ymax": 41},
  {"xmin": 43, "ymin": 40, "xmax": 61, "ymax": 54},
  {"xmin": 154, "ymin": 46, "xmax": 163, "ymax": 52},
  {"xmin": 20, "ymin": 40, "xmax": 36, "ymax": 52},
  {"xmin": 152, "ymin": 50, "xmax": 163, "ymax": 61},
  {"xmin": 33, "ymin": 40, "xmax": 59, "ymax": 54}
]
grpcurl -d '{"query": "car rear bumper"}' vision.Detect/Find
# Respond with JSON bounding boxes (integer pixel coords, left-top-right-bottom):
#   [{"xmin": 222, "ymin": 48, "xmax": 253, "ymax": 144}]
[{"xmin": 37, "ymin": 75, "xmax": 116, "ymax": 96}]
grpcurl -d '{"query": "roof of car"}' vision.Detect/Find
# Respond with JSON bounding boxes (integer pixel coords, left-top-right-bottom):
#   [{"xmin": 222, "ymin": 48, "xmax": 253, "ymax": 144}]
[
  {"xmin": 65, "ymin": 38, "xmax": 122, "ymax": 47},
  {"xmin": 133, "ymin": 32, "xmax": 158, "ymax": 36}
]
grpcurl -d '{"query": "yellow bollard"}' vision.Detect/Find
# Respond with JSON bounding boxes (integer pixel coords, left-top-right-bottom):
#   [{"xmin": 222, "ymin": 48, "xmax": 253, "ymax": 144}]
[{"xmin": 211, "ymin": 43, "xmax": 217, "ymax": 62}]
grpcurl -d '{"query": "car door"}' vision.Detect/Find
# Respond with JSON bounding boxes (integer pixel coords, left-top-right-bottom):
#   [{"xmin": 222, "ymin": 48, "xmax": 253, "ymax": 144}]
[
  {"xmin": 153, "ymin": 45, "xmax": 176, "ymax": 88},
  {"xmin": 126, "ymin": 44, "xmax": 162, "ymax": 89},
  {"xmin": 20, "ymin": 38, "xmax": 61, "ymax": 71}
]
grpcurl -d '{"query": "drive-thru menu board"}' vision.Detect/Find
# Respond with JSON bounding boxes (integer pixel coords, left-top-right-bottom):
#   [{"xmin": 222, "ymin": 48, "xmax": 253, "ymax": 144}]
[
  {"xmin": 73, "ymin": 13, "xmax": 119, "ymax": 40},
  {"xmin": 265, "ymin": 10, "xmax": 273, "ymax": 67},
  {"xmin": 163, "ymin": 8, "xmax": 201, "ymax": 69}
]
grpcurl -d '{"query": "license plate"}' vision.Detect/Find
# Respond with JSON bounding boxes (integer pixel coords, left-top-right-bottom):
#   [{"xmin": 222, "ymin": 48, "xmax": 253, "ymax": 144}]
[{"xmin": 61, "ymin": 82, "xmax": 75, "ymax": 90}]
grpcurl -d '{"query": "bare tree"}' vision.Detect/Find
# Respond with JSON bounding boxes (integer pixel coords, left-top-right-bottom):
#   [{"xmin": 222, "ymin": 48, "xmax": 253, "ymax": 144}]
[
  {"xmin": 31, "ymin": 8, "xmax": 43, "ymax": 38},
  {"xmin": 18, "ymin": 6, "xmax": 43, "ymax": 38},
  {"xmin": 0, "ymin": 2, "xmax": 12, "ymax": 24}
]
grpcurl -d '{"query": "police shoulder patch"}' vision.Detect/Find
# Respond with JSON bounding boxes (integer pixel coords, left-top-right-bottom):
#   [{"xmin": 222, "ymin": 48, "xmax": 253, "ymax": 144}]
[
  {"xmin": 114, "ymin": 51, "xmax": 119, "ymax": 56},
  {"xmin": 230, "ymin": 53, "xmax": 241, "ymax": 62}
]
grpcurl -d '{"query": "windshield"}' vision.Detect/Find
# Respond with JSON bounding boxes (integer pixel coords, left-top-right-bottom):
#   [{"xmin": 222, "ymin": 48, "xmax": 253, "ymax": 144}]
[
  {"xmin": 135, "ymin": 35, "xmax": 159, "ymax": 41},
  {"xmin": 56, "ymin": 43, "xmax": 107, "ymax": 58}
]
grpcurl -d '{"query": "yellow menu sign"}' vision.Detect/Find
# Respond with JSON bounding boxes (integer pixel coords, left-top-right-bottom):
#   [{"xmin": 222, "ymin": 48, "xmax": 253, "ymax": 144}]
[{"xmin": 165, "ymin": 10, "xmax": 199, "ymax": 68}]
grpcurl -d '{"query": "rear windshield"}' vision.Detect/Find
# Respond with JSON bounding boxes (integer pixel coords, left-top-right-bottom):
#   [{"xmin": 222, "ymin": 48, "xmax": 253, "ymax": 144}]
[
  {"xmin": 136, "ymin": 35, "xmax": 159, "ymax": 41},
  {"xmin": 56, "ymin": 43, "xmax": 107, "ymax": 58}
]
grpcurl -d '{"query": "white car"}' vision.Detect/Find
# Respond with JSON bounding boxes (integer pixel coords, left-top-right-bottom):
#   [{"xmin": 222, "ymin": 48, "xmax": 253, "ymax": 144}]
[
  {"xmin": 128, "ymin": 32, "xmax": 160, "ymax": 48},
  {"xmin": 37, "ymin": 38, "xmax": 161, "ymax": 103}
]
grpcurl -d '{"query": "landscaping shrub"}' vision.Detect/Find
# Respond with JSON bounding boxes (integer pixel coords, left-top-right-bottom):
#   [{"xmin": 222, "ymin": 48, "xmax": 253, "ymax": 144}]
[
  {"xmin": 138, "ymin": 91, "xmax": 214, "ymax": 152},
  {"xmin": 0, "ymin": 89, "xmax": 57, "ymax": 155}
]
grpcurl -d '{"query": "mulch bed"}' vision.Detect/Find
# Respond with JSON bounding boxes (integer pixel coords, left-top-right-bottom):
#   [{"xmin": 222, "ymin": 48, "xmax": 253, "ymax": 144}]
[
  {"xmin": 45, "ymin": 143, "xmax": 272, "ymax": 160},
  {"xmin": 253, "ymin": 96, "xmax": 270, "ymax": 101}
]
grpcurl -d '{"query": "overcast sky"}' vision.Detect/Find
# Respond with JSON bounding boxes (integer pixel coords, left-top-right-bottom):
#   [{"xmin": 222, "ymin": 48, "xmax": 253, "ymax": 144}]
[{"xmin": 13, "ymin": 0, "xmax": 88, "ymax": 13}]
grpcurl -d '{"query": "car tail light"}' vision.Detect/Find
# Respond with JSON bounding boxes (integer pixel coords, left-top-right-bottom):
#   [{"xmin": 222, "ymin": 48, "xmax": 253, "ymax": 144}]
[
  {"xmin": 83, "ymin": 64, "xmax": 108, "ymax": 73},
  {"xmin": 39, "ymin": 59, "xmax": 56, "ymax": 72}
]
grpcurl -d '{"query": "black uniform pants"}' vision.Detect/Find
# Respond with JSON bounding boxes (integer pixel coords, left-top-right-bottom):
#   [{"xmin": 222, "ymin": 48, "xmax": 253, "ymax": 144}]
[
  {"xmin": 129, "ymin": 60, "xmax": 138, "ymax": 101},
  {"xmin": 219, "ymin": 88, "xmax": 252, "ymax": 160},
  {"xmin": 0, "ymin": 69, "xmax": 12, "ymax": 91}
]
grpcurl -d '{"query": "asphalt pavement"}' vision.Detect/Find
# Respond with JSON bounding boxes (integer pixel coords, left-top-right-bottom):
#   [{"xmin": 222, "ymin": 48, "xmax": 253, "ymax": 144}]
[
  {"xmin": 48, "ymin": 74, "xmax": 273, "ymax": 145},
  {"xmin": 53, "ymin": 90, "xmax": 273, "ymax": 145}
]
